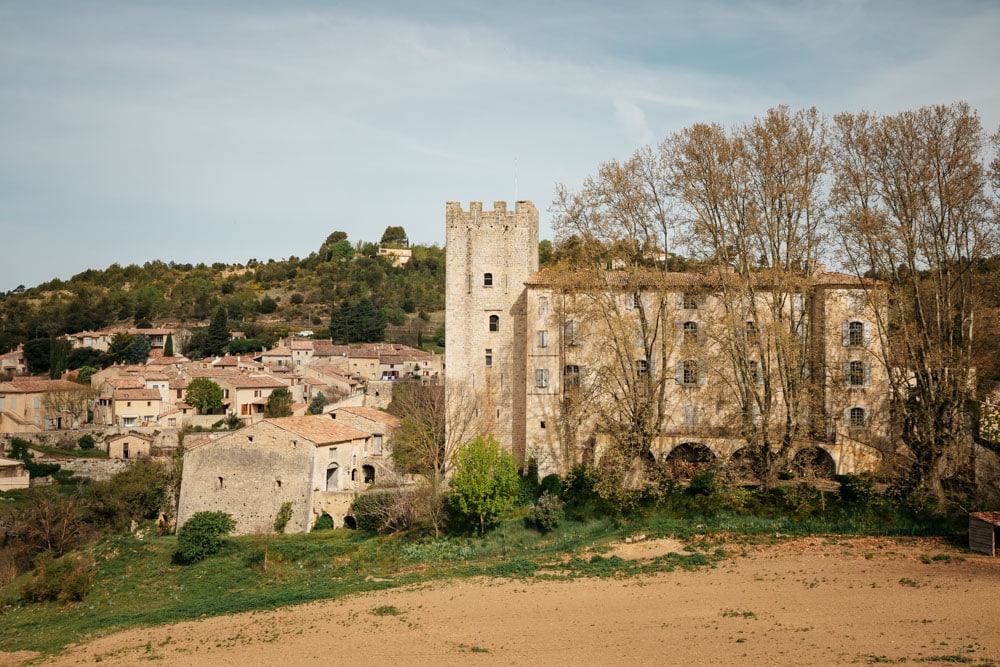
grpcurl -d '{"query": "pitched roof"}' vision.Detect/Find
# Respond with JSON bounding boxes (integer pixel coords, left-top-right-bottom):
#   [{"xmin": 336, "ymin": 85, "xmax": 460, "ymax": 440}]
[
  {"xmin": 2, "ymin": 378, "xmax": 87, "ymax": 393},
  {"xmin": 336, "ymin": 406, "xmax": 401, "ymax": 428},
  {"xmin": 264, "ymin": 415, "xmax": 368, "ymax": 444},
  {"xmin": 221, "ymin": 375, "xmax": 287, "ymax": 389},
  {"xmin": 113, "ymin": 388, "xmax": 162, "ymax": 401},
  {"xmin": 107, "ymin": 433, "xmax": 153, "ymax": 443}
]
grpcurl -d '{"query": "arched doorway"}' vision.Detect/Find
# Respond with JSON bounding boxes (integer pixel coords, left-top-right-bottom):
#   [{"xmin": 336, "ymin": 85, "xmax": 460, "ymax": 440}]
[{"xmin": 325, "ymin": 463, "xmax": 340, "ymax": 491}]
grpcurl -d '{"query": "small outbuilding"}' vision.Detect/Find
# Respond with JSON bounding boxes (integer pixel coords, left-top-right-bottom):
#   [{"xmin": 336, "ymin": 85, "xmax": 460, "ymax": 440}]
[
  {"xmin": 969, "ymin": 511, "xmax": 1000, "ymax": 556},
  {"xmin": 0, "ymin": 456, "xmax": 30, "ymax": 491},
  {"xmin": 107, "ymin": 433, "xmax": 153, "ymax": 460}
]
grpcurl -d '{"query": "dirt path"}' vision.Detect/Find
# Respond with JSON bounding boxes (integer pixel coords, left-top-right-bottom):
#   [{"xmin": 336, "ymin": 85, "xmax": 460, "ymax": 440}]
[{"xmin": 8, "ymin": 536, "xmax": 1000, "ymax": 666}]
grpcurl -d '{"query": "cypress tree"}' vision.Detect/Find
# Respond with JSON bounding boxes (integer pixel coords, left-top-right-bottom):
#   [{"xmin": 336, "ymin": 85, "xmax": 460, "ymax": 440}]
[
  {"xmin": 164, "ymin": 333, "xmax": 174, "ymax": 357},
  {"xmin": 207, "ymin": 307, "xmax": 229, "ymax": 356}
]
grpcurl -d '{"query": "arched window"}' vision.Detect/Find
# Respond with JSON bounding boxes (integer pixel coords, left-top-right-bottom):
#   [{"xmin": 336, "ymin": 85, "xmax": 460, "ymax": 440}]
[
  {"xmin": 847, "ymin": 360, "xmax": 867, "ymax": 387},
  {"xmin": 489, "ymin": 315, "xmax": 499, "ymax": 332},
  {"xmin": 848, "ymin": 406, "xmax": 867, "ymax": 427},
  {"xmin": 483, "ymin": 273, "xmax": 493, "ymax": 286},
  {"xmin": 682, "ymin": 321, "xmax": 698, "ymax": 345},
  {"xmin": 325, "ymin": 463, "xmax": 339, "ymax": 492}
]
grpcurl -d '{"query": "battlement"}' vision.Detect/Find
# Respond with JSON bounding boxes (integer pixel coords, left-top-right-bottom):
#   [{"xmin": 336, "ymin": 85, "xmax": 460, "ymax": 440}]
[{"xmin": 446, "ymin": 200, "xmax": 538, "ymax": 227}]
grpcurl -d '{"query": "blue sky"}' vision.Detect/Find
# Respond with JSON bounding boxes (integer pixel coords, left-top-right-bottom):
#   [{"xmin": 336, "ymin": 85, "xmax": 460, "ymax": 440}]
[{"xmin": 1, "ymin": 1, "xmax": 998, "ymax": 292}]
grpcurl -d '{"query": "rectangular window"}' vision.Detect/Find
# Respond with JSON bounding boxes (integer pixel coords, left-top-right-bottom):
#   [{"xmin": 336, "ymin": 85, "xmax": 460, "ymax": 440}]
[
  {"xmin": 683, "ymin": 405, "xmax": 698, "ymax": 426},
  {"xmin": 538, "ymin": 330, "xmax": 548, "ymax": 348},
  {"xmin": 33, "ymin": 397, "xmax": 39, "ymax": 409},
  {"xmin": 535, "ymin": 368, "xmax": 549, "ymax": 388},
  {"xmin": 373, "ymin": 435, "xmax": 383, "ymax": 456},
  {"xmin": 565, "ymin": 320, "xmax": 580, "ymax": 345},
  {"xmin": 564, "ymin": 364, "xmax": 581, "ymax": 389},
  {"xmin": 485, "ymin": 349, "xmax": 493, "ymax": 367},
  {"xmin": 636, "ymin": 359, "xmax": 649, "ymax": 378}
]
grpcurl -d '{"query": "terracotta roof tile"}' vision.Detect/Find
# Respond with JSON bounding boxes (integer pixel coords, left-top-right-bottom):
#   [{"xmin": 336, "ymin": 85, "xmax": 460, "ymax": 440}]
[{"xmin": 265, "ymin": 415, "xmax": 368, "ymax": 444}]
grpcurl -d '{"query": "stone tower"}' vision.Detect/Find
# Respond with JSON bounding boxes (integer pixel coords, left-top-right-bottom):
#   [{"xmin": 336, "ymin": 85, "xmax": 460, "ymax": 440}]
[{"xmin": 446, "ymin": 200, "xmax": 539, "ymax": 465}]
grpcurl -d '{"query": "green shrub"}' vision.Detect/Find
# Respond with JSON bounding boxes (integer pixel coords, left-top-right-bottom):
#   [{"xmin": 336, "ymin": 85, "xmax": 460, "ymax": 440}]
[
  {"xmin": 313, "ymin": 513, "xmax": 334, "ymax": 531},
  {"xmin": 539, "ymin": 473, "xmax": 563, "ymax": 497},
  {"xmin": 352, "ymin": 493, "xmax": 394, "ymax": 533},
  {"xmin": 836, "ymin": 473, "xmax": 877, "ymax": 506},
  {"xmin": 273, "ymin": 502, "xmax": 293, "ymax": 533},
  {"xmin": 687, "ymin": 470, "xmax": 717, "ymax": 496},
  {"xmin": 173, "ymin": 512, "xmax": 236, "ymax": 565},
  {"xmin": 77, "ymin": 434, "xmax": 96, "ymax": 450},
  {"xmin": 21, "ymin": 554, "xmax": 93, "ymax": 603},
  {"xmin": 525, "ymin": 491, "xmax": 564, "ymax": 534}
]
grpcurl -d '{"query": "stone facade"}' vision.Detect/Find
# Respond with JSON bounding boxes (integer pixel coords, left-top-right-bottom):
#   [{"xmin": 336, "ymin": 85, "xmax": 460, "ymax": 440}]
[{"xmin": 445, "ymin": 199, "xmax": 888, "ymax": 476}]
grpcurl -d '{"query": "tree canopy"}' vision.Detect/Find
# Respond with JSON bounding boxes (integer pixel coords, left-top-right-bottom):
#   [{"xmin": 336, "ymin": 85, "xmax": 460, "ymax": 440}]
[
  {"xmin": 449, "ymin": 435, "xmax": 519, "ymax": 535},
  {"xmin": 185, "ymin": 378, "xmax": 223, "ymax": 414}
]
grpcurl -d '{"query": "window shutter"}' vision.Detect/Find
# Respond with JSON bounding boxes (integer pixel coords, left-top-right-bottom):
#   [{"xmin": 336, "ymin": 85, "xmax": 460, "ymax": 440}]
[
  {"xmin": 675, "ymin": 360, "xmax": 684, "ymax": 384},
  {"xmin": 863, "ymin": 361, "xmax": 872, "ymax": 387},
  {"xmin": 863, "ymin": 321, "xmax": 872, "ymax": 347},
  {"xmin": 675, "ymin": 322, "xmax": 684, "ymax": 345},
  {"xmin": 843, "ymin": 407, "xmax": 851, "ymax": 424},
  {"xmin": 841, "ymin": 321, "xmax": 850, "ymax": 347},
  {"xmin": 697, "ymin": 360, "xmax": 707, "ymax": 386},
  {"xmin": 649, "ymin": 358, "xmax": 657, "ymax": 375},
  {"xmin": 842, "ymin": 361, "xmax": 851, "ymax": 385},
  {"xmin": 697, "ymin": 321, "xmax": 707, "ymax": 346},
  {"xmin": 675, "ymin": 293, "xmax": 684, "ymax": 309},
  {"xmin": 697, "ymin": 293, "xmax": 707, "ymax": 309}
]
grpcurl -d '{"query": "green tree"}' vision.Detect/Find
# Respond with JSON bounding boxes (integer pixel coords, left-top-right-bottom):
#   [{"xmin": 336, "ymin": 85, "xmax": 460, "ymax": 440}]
[
  {"xmin": 163, "ymin": 333, "xmax": 174, "ymax": 357},
  {"xmin": 23, "ymin": 338, "xmax": 51, "ymax": 375},
  {"xmin": 105, "ymin": 332, "xmax": 135, "ymax": 365},
  {"xmin": 185, "ymin": 378, "xmax": 224, "ymax": 414},
  {"xmin": 258, "ymin": 295, "xmax": 278, "ymax": 314},
  {"xmin": 327, "ymin": 239, "xmax": 354, "ymax": 262},
  {"xmin": 380, "ymin": 225, "xmax": 408, "ymax": 246},
  {"xmin": 75, "ymin": 366, "xmax": 98, "ymax": 385},
  {"xmin": 449, "ymin": 435, "xmax": 519, "ymax": 535},
  {"xmin": 48, "ymin": 336, "xmax": 71, "ymax": 379},
  {"xmin": 307, "ymin": 392, "xmax": 328, "ymax": 415},
  {"xmin": 123, "ymin": 335, "xmax": 151, "ymax": 364},
  {"xmin": 265, "ymin": 387, "xmax": 293, "ymax": 418},
  {"xmin": 206, "ymin": 306, "xmax": 230, "ymax": 356}
]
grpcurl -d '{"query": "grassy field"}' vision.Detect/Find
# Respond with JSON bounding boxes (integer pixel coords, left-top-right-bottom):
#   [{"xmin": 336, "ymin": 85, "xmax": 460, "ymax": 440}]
[{"xmin": 0, "ymin": 490, "xmax": 968, "ymax": 656}]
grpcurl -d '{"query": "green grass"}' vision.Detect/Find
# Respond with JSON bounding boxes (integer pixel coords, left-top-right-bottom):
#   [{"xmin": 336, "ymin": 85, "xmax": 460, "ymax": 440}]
[{"xmin": 0, "ymin": 493, "xmax": 967, "ymax": 657}]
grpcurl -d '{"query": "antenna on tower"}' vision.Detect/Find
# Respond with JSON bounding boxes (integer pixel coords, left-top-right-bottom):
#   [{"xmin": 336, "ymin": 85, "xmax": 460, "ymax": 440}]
[{"xmin": 514, "ymin": 157, "xmax": 518, "ymax": 202}]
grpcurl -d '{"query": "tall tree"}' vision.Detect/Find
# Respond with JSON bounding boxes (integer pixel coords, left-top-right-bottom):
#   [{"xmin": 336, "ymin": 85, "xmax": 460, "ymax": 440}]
[
  {"xmin": 831, "ymin": 103, "xmax": 995, "ymax": 496},
  {"xmin": 380, "ymin": 225, "xmax": 408, "ymax": 246},
  {"xmin": 665, "ymin": 106, "xmax": 831, "ymax": 483},
  {"xmin": 206, "ymin": 306, "xmax": 230, "ymax": 356},
  {"xmin": 163, "ymin": 333, "xmax": 174, "ymax": 358}
]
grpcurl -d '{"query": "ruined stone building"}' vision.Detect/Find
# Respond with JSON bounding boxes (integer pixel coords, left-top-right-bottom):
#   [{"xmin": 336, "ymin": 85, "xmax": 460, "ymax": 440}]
[{"xmin": 446, "ymin": 200, "xmax": 887, "ymax": 477}]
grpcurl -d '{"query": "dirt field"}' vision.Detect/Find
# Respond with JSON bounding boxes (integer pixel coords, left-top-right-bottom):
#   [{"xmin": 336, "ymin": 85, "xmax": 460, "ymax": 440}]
[{"xmin": 6, "ymin": 536, "xmax": 999, "ymax": 666}]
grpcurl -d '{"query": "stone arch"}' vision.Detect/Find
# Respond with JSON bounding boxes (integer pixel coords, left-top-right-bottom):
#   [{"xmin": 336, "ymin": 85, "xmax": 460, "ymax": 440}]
[
  {"xmin": 662, "ymin": 441, "xmax": 716, "ymax": 477},
  {"xmin": 362, "ymin": 464, "xmax": 375, "ymax": 484},
  {"xmin": 344, "ymin": 515, "xmax": 357, "ymax": 529},
  {"xmin": 727, "ymin": 447, "xmax": 758, "ymax": 480},
  {"xmin": 790, "ymin": 446, "xmax": 836, "ymax": 479}
]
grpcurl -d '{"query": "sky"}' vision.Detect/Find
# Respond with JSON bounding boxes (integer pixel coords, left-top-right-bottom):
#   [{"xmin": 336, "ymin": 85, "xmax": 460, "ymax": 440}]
[{"xmin": 1, "ymin": 0, "xmax": 999, "ymax": 292}]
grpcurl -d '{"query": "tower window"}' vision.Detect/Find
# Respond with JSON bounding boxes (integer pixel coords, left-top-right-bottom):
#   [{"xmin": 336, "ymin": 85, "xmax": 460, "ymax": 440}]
[
  {"xmin": 636, "ymin": 359, "xmax": 649, "ymax": 378},
  {"xmin": 848, "ymin": 406, "xmax": 867, "ymax": 427},
  {"xmin": 485, "ymin": 349, "xmax": 493, "ymax": 367},
  {"xmin": 538, "ymin": 330, "xmax": 548, "ymax": 348},
  {"xmin": 489, "ymin": 315, "xmax": 499, "ymax": 332},
  {"xmin": 535, "ymin": 368, "xmax": 549, "ymax": 388},
  {"xmin": 564, "ymin": 364, "xmax": 581, "ymax": 389},
  {"xmin": 484, "ymin": 273, "xmax": 493, "ymax": 286}
]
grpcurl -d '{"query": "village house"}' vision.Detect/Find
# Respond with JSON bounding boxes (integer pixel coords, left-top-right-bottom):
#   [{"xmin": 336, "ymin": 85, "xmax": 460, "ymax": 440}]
[
  {"xmin": 177, "ymin": 415, "xmax": 389, "ymax": 534},
  {"xmin": 111, "ymin": 388, "xmax": 162, "ymax": 428},
  {"xmin": 0, "ymin": 378, "xmax": 92, "ymax": 433},
  {"xmin": 0, "ymin": 345, "xmax": 27, "ymax": 377},
  {"xmin": 216, "ymin": 374, "xmax": 289, "ymax": 420},
  {"xmin": 330, "ymin": 406, "xmax": 399, "ymax": 465}
]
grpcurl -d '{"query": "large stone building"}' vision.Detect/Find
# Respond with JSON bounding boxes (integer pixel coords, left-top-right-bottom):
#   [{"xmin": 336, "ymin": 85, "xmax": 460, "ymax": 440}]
[{"xmin": 445, "ymin": 200, "xmax": 886, "ymax": 476}]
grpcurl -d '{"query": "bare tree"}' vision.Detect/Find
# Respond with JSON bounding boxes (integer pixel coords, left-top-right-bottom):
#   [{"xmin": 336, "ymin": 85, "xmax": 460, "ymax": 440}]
[
  {"xmin": 388, "ymin": 378, "xmax": 477, "ymax": 537},
  {"xmin": 43, "ymin": 387, "xmax": 95, "ymax": 428},
  {"xmin": 831, "ymin": 103, "xmax": 995, "ymax": 496},
  {"xmin": 665, "ymin": 106, "xmax": 831, "ymax": 484}
]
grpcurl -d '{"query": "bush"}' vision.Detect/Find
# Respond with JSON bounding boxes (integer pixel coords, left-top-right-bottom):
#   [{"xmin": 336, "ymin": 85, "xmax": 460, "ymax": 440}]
[
  {"xmin": 687, "ymin": 470, "xmax": 718, "ymax": 496},
  {"xmin": 539, "ymin": 473, "xmax": 563, "ymax": 497},
  {"xmin": 525, "ymin": 491, "xmax": 564, "ymax": 534},
  {"xmin": 313, "ymin": 513, "xmax": 334, "ymax": 531},
  {"xmin": 836, "ymin": 473, "xmax": 878, "ymax": 506},
  {"xmin": 273, "ymin": 502, "xmax": 293, "ymax": 533},
  {"xmin": 77, "ymin": 434, "xmax": 96, "ymax": 451},
  {"xmin": 173, "ymin": 512, "xmax": 236, "ymax": 565},
  {"xmin": 21, "ymin": 553, "xmax": 93, "ymax": 603},
  {"xmin": 351, "ymin": 491, "xmax": 416, "ymax": 534}
]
